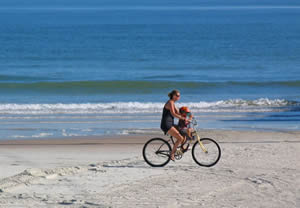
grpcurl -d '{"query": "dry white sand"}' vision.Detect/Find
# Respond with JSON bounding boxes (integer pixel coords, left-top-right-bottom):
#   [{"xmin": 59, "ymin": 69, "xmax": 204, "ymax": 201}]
[{"xmin": 0, "ymin": 130, "xmax": 299, "ymax": 208}]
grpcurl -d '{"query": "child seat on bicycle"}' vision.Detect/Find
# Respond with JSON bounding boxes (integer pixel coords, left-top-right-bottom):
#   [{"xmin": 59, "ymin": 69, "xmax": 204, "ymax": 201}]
[{"xmin": 178, "ymin": 106, "xmax": 194, "ymax": 140}]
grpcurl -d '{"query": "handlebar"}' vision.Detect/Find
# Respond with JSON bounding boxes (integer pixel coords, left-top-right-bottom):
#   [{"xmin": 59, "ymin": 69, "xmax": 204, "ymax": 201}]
[{"xmin": 191, "ymin": 117, "xmax": 197, "ymax": 126}]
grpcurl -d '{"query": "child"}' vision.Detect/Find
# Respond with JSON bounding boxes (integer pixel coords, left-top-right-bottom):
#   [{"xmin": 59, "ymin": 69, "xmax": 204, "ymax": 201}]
[{"xmin": 178, "ymin": 106, "xmax": 194, "ymax": 142}]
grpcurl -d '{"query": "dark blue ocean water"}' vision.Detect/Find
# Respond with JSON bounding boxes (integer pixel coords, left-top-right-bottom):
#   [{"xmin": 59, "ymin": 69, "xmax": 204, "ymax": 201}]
[{"xmin": 0, "ymin": 1, "xmax": 300, "ymax": 139}]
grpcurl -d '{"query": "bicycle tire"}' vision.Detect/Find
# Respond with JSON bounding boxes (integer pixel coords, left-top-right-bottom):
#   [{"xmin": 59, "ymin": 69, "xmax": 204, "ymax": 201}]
[
  {"xmin": 192, "ymin": 138, "xmax": 221, "ymax": 167},
  {"xmin": 143, "ymin": 138, "xmax": 171, "ymax": 167}
]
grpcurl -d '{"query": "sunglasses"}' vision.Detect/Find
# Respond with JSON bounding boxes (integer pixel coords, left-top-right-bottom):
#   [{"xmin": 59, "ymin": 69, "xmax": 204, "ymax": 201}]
[{"xmin": 175, "ymin": 94, "xmax": 180, "ymax": 97}]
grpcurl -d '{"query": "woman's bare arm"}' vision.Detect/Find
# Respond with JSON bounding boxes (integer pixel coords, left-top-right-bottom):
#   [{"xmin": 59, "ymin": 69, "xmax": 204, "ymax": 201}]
[
  {"xmin": 174, "ymin": 106, "xmax": 179, "ymax": 114},
  {"xmin": 168, "ymin": 101, "xmax": 184, "ymax": 120}
]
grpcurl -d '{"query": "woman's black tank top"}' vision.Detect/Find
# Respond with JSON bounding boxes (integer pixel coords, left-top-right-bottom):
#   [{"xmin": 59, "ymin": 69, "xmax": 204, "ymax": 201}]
[{"xmin": 160, "ymin": 107, "xmax": 174, "ymax": 133}]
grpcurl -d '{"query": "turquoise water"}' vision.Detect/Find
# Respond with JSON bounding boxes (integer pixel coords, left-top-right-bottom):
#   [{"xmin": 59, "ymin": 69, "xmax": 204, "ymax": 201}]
[{"xmin": 1, "ymin": 1, "xmax": 300, "ymax": 139}]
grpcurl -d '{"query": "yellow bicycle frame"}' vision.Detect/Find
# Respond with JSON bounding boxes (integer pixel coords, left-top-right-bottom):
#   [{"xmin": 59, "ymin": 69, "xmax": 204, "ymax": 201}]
[{"xmin": 196, "ymin": 133, "xmax": 208, "ymax": 153}]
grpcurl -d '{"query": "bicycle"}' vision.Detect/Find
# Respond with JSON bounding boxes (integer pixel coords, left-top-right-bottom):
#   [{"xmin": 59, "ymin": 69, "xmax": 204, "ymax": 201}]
[{"xmin": 142, "ymin": 118, "xmax": 221, "ymax": 167}]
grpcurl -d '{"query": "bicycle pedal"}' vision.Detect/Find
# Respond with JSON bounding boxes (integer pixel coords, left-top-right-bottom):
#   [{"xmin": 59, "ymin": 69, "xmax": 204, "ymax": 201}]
[{"xmin": 175, "ymin": 153, "xmax": 183, "ymax": 160}]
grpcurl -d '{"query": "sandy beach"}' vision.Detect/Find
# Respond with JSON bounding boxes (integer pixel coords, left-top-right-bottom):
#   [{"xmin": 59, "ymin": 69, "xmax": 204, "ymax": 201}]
[{"xmin": 0, "ymin": 130, "xmax": 299, "ymax": 208}]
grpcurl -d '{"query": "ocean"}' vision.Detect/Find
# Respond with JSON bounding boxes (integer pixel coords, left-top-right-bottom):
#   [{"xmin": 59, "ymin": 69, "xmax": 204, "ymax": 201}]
[{"xmin": 1, "ymin": 1, "xmax": 300, "ymax": 140}]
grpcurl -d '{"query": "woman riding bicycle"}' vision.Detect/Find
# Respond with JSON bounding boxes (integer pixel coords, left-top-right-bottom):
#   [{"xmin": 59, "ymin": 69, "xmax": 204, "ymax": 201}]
[{"xmin": 160, "ymin": 89, "xmax": 188, "ymax": 161}]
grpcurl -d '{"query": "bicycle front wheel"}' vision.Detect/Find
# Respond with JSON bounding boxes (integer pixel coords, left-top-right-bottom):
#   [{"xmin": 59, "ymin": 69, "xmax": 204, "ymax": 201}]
[
  {"xmin": 143, "ymin": 138, "xmax": 171, "ymax": 167},
  {"xmin": 192, "ymin": 138, "xmax": 221, "ymax": 167}
]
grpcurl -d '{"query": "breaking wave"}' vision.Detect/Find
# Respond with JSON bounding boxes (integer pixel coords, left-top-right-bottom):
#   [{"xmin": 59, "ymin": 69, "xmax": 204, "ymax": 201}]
[{"xmin": 0, "ymin": 98, "xmax": 297, "ymax": 115}]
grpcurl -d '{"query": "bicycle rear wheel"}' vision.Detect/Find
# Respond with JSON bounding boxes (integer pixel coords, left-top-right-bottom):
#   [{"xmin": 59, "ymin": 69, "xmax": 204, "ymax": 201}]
[
  {"xmin": 192, "ymin": 138, "xmax": 221, "ymax": 167},
  {"xmin": 143, "ymin": 138, "xmax": 171, "ymax": 167}
]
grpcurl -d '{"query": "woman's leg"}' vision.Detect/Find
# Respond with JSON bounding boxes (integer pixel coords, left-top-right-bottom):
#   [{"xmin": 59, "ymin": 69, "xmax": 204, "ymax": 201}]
[{"xmin": 167, "ymin": 127, "xmax": 185, "ymax": 160}]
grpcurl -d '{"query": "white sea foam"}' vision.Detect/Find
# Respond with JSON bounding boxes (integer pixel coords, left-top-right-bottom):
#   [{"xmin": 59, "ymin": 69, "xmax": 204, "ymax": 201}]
[
  {"xmin": 32, "ymin": 133, "xmax": 53, "ymax": 138},
  {"xmin": 12, "ymin": 135, "xmax": 27, "ymax": 138},
  {"xmin": 0, "ymin": 98, "xmax": 295, "ymax": 115}
]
